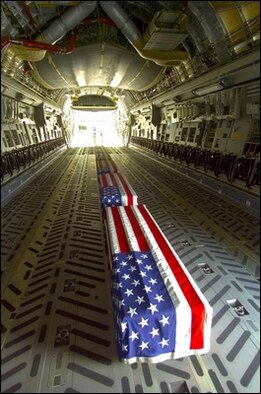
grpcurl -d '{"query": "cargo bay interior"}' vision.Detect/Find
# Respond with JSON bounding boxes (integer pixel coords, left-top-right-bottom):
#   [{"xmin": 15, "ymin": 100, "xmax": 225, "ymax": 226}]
[{"xmin": 1, "ymin": 1, "xmax": 260, "ymax": 393}]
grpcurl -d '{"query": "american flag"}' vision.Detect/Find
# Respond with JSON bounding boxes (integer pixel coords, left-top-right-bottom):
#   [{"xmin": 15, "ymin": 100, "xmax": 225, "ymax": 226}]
[
  {"xmin": 99, "ymin": 173, "xmax": 138, "ymax": 207},
  {"xmin": 96, "ymin": 153, "xmax": 110, "ymax": 161},
  {"xmin": 96, "ymin": 159, "xmax": 118, "ymax": 174},
  {"xmin": 101, "ymin": 185, "xmax": 122, "ymax": 207},
  {"xmin": 106, "ymin": 205, "xmax": 213, "ymax": 364}
]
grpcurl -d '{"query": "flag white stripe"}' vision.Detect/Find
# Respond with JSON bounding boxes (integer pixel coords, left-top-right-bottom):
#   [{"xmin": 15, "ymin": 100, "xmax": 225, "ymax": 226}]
[
  {"xmin": 106, "ymin": 174, "xmax": 113, "ymax": 187},
  {"xmin": 116, "ymin": 176, "xmax": 129, "ymax": 205},
  {"xmin": 116, "ymin": 174, "xmax": 138, "ymax": 205},
  {"xmin": 106, "ymin": 206, "xmax": 121, "ymax": 254}
]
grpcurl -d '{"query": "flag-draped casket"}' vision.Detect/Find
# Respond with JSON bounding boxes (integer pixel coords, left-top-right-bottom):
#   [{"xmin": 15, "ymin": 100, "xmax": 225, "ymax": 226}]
[
  {"xmin": 96, "ymin": 152, "xmax": 110, "ymax": 161},
  {"xmin": 99, "ymin": 173, "xmax": 138, "ymax": 208},
  {"xmin": 96, "ymin": 159, "xmax": 118, "ymax": 174},
  {"xmin": 105, "ymin": 205, "xmax": 213, "ymax": 364}
]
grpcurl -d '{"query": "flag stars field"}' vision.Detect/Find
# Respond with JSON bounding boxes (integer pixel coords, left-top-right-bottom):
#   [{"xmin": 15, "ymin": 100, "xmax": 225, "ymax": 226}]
[{"xmin": 111, "ymin": 249, "xmax": 177, "ymax": 361}]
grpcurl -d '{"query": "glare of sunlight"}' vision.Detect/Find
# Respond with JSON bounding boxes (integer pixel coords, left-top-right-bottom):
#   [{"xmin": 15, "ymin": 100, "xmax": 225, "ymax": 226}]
[
  {"xmin": 110, "ymin": 72, "xmax": 122, "ymax": 88},
  {"xmin": 75, "ymin": 71, "xmax": 87, "ymax": 87},
  {"xmin": 70, "ymin": 110, "xmax": 123, "ymax": 147}
]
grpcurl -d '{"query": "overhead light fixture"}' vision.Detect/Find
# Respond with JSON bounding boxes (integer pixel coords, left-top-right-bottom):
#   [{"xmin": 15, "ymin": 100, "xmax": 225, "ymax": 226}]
[{"xmin": 192, "ymin": 81, "xmax": 225, "ymax": 96}]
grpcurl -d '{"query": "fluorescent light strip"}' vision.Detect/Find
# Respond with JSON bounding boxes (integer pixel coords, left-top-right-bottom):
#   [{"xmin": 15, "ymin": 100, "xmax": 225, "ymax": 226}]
[{"xmin": 192, "ymin": 81, "xmax": 225, "ymax": 96}]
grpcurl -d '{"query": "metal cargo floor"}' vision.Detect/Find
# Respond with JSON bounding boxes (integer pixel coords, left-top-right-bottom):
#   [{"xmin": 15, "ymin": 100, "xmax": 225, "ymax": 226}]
[{"xmin": 1, "ymin": 147, "xmax": 260, "ymax": 393}]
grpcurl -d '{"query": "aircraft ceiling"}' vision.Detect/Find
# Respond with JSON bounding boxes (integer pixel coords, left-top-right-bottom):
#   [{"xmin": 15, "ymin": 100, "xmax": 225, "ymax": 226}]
[{"xmin": 1, "ymin": 1, "xmax": 260, "ymax": 108}]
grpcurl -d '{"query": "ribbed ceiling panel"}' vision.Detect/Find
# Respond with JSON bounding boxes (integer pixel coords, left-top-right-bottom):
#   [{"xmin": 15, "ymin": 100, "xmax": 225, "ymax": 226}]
[{"xmin": 32, "ymin": 43, "xmax": 163, "ymax": 91}]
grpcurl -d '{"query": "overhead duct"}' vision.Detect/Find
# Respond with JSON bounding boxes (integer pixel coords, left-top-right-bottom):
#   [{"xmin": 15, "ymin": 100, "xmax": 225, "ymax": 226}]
[
  {"xmin": 186, "ymin": 19, "xmax": 208, "ymax": 55},
  {"xmin": 5, "ymin": 1, "xmax": 187, "ymax": 67},
  {"xmin": 35, "ymin": 1, "xmax": 80, "ymax": 5},
  {"xmin": 188, "ymin": 1, "xmax": 231, "ymax": 63},
  {"xmin": 99, "ymin": 1, "xmax": 188, "ymax": 66},
  {"xmin": 41, "ymin": 1, "xmax": 97, "ymax": 44},
  {"xmin": 5, "ymin": 1, "xmax": 34, "ymax": 33},
  {"xmin": 143, "ymin": 10, "xmax": 188, "ymax": 51},
  {"xmin": 6, "ymin": 1, "xmax": 97, "ymax": 62}
]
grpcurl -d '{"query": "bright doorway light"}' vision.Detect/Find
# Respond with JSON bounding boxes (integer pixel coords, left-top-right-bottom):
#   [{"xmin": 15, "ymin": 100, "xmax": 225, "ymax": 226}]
[{"xmin": 71, "ymin": 110, "xmax": 123, "ymax": 147}]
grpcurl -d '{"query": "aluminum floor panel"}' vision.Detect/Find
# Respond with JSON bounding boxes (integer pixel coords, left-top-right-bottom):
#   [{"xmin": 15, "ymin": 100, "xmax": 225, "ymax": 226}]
[{"xmin": 1, "ymin": 147, "xmax": 260, "ymax": 393}]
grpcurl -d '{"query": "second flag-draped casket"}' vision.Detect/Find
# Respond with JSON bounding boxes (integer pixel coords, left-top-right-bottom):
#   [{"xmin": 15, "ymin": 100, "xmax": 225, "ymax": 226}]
[
  {"xmin": 95, "ymin": 152, "xmax": 111, "ymax": 161},
  {"xmin": 96, "ymin": 159, "xmax": 118, "ymax": 174},
  {"xmin": 99, "ymin": 173, "xmax": 138, "ymax": 208},
  {"xmin": 105, "ymin": 205, "xmax": 213, "ymax": 364}
]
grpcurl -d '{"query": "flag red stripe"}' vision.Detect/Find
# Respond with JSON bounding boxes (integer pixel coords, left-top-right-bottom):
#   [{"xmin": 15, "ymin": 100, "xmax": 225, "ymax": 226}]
[
  {"xmin": 118, "ymin": 174, "xmax": 134, "ymax": 205},
  {"xmin": 138, "ymin": 205, "xmax": 205, "ymax": 349},
  {"xmin": 100, "ymin": 174, "xmax": 108, "ymax": 187},
  {"xmin": 111, "ymin": 208, "xmax": 130, "ymax": 253},
  {"xmin": 124, "ymin": 206, "xmax": 149, "ymax": 251}
]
